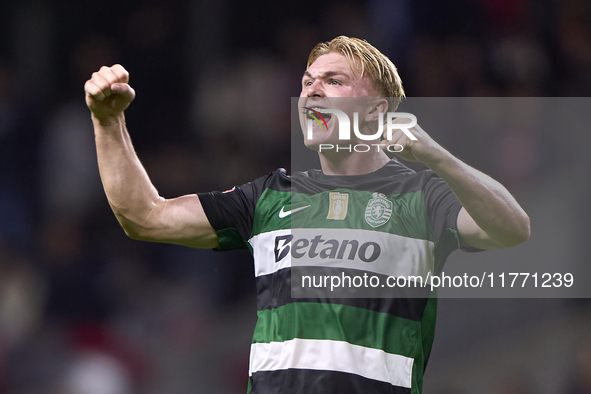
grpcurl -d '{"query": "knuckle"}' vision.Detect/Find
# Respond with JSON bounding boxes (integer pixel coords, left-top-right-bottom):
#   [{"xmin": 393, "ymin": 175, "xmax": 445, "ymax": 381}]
[
  {"xmin": 91, "ymin": 72, "xmax": 105, "ymax": 84},
  {"xmin": 112, "ymin": 64, "xmax": 129, "ymax": 81},
  {"xmin": 112, "ymin": 63, "xmax": 125, "ymax": 72}
]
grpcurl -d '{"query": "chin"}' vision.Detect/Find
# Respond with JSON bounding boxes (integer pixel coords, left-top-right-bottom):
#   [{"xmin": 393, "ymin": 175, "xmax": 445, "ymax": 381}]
[{"xmin": 302, "ymin": 140, "xmax": 322, "ymax": 152}]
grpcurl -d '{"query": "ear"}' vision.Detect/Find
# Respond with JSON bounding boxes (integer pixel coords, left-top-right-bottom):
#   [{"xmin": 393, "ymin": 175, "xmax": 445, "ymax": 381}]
[{"xmin": 364, "ymin": 98, "xmax": 389, "ymax": 122}]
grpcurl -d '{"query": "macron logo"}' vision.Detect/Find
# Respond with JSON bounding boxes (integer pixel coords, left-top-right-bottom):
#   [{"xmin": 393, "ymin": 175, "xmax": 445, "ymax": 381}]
[{"xmin": 278, "ymin": 205, "xmax": 311, "ymax": 218}]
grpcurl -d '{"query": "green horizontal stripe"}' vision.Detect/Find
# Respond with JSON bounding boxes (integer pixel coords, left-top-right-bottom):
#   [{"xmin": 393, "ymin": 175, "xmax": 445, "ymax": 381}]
[
  {"xmin": 216, "ymin": 227, "xmax": 248, "ymax": 250},
  {"xmin": 252, "ymin": 302, "xmax": 421, "ymax": 358},
  {"xmin": 251, "ymin": 188, "xmax": 434, "ymax": 242},
  {"xmin": 251, "ymin": 189, "xmax": 292, "ymax": 237},
  {"xmin": 291, "ymin": 189, "xmax": 433, "ymax": 242}
]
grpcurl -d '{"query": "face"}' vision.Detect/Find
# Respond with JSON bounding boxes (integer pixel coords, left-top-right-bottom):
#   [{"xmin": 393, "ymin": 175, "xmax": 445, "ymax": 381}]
[{"xmin": 298, "ymin": 52, "xmax": 384, "ymax": 150}]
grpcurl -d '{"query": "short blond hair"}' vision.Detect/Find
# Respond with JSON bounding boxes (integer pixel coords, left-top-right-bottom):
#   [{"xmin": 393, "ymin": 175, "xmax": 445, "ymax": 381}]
[{"xmin": 307, "ymin": 36, "xmax": 404, "ymax": 109}]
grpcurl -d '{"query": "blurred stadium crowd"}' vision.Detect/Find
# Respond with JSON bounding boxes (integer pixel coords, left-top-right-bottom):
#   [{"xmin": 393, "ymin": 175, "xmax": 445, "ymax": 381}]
[{"xmin": 0, "ymin": 0, "xmax": 591, "ymax": 393}]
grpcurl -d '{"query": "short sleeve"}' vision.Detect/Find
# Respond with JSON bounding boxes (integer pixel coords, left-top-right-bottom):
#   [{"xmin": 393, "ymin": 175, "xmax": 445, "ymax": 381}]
[
  {"xmin": 423, "ymin": 172, "xmax": 482, "ymax": 265},
  {"xmin": 198, "ymin": 169, "xmax": 285, "ymax": 250}
]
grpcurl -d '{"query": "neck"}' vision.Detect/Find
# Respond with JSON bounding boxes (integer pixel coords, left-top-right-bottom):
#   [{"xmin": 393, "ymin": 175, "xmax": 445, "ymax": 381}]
[{"xmin": 318, "ymin": 149, "xmax": 390, "ymax": 175}]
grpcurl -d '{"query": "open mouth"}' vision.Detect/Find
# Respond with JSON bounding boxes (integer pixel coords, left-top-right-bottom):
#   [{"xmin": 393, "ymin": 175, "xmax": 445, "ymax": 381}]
[{"xmin": 303, "ymin": 107, "xmax": 333, "ymax": 128}]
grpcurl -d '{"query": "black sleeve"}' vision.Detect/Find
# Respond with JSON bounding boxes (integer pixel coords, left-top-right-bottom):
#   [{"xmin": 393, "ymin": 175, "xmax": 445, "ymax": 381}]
[
  {"xmin": 423, "ymin": 171, "xmax": 482, "ymax": 253},
  {"xmin": 198, "ymin": 169, "xmax": 286, "ymax": 250}
]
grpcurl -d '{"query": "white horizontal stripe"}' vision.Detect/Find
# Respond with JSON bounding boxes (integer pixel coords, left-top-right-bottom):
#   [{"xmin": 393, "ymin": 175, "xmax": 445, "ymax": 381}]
[
  {"xmin": 249, "ymin": 228, "xmax": 434, "ymax": 279},
  {"xmin": 249, "ymin": 338, "xmax": 413, "ymax": 388},
  {"xmin": 249, "ymin": 229, "xmax": 293, "ymax": 276}
]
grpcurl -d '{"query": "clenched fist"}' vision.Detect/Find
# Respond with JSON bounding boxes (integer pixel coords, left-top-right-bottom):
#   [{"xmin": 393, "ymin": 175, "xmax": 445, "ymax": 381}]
[
  {"xmin": 379, "ymin": 117, "xmax": 447, "ymax": 167},
  {"xmin": 85, "ymin": 64, "xmax": 135, "ymax": 121}
]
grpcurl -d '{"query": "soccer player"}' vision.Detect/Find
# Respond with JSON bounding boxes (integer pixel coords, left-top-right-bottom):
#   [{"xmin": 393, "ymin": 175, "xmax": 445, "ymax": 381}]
[{"xmin": 85, "ymin": 36, "xmax": 530, "ymax": 393}]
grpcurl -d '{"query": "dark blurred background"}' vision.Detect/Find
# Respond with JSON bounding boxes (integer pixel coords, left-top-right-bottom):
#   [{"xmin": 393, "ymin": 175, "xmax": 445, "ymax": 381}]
[{"xmin": 1, "ymin": 0, "xmax": 591, "ymax": 393}]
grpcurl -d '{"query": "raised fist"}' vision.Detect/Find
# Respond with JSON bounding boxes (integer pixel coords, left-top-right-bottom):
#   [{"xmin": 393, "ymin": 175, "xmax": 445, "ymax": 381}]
[{"xmin": 84, "ymin": 64, "xmax": 135, "ymax": 121}]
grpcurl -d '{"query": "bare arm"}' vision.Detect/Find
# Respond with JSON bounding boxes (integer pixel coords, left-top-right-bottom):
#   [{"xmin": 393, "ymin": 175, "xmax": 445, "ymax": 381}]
[
  {"xmin": 425, "ymin": 150, "xmax": 530, "ymax": 249},
  {"xmin": 383, "ymin": 120, "xmax": 530, "ymax": 250},
  {"xmin": 85, "ymin": 65, "xmax": 218, "ymax": 248}
]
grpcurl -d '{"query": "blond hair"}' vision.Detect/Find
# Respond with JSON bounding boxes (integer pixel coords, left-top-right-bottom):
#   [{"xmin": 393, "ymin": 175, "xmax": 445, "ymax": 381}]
[{"xmin": 307, "ymin": 36, "xmax": 404, "ymax": 109}]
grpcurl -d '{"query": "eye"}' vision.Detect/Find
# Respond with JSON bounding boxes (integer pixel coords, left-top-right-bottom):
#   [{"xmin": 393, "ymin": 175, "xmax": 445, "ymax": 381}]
[
  {"xmin": 329, "ymin": 79, "xmax": 342, "ymax": 85},
  {"xmin": 303, "ymin": 80, "xmax": 313, "ymax": 87}
]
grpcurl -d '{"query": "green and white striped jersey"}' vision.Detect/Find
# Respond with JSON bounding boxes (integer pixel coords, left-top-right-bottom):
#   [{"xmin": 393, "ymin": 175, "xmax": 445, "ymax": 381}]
[{"xmin": 198, "ymin": 160, "xmax": 466, "ymax": 394}]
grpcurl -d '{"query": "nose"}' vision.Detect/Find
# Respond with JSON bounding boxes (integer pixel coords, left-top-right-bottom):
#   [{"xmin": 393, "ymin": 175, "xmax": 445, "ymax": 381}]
[{"xmin": 304, "ymin": 80, "xmax": 325, "ymax": 97}]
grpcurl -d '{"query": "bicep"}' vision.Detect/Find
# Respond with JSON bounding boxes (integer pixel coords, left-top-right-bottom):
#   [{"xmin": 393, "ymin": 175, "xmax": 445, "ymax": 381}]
[
  {"xmin": 134, "ymin": 194, "xmax": 219, "ymax": 249},
  {"xmin": 456, "ymin": 207, "xmax": 498, "ymax": 250}
]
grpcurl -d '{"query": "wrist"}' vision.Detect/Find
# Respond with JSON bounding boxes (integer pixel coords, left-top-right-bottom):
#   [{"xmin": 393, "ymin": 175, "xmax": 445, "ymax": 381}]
[{"xmin": 91, "ymin": 113, "xmax": 124, "ymax": 128}]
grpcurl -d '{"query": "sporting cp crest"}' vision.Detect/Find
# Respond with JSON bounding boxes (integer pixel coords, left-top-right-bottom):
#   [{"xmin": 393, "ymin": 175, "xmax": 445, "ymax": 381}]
[
  {"xmin": 364, "ymin": 192, "xmax": 393, "ymax": 227},
  {"xmin": 327, "ymin": 192, "xmax": 349, "ymax": 220}
]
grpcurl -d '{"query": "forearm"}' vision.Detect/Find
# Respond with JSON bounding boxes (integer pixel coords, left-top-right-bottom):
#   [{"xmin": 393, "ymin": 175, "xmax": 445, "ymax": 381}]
[
  {"xmin": 93, "ymin": 113, "xmax": 163, "ymax": 237},
  {"xmin": 427, "ymin": 150, "xmax": 530, "ymax": 248}
]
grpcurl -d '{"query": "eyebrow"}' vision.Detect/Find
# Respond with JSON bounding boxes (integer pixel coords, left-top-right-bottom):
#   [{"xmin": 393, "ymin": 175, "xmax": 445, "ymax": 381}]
[{"xmin": 302, "ymin": 70, "xmax": 350, "ymax": 80}]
